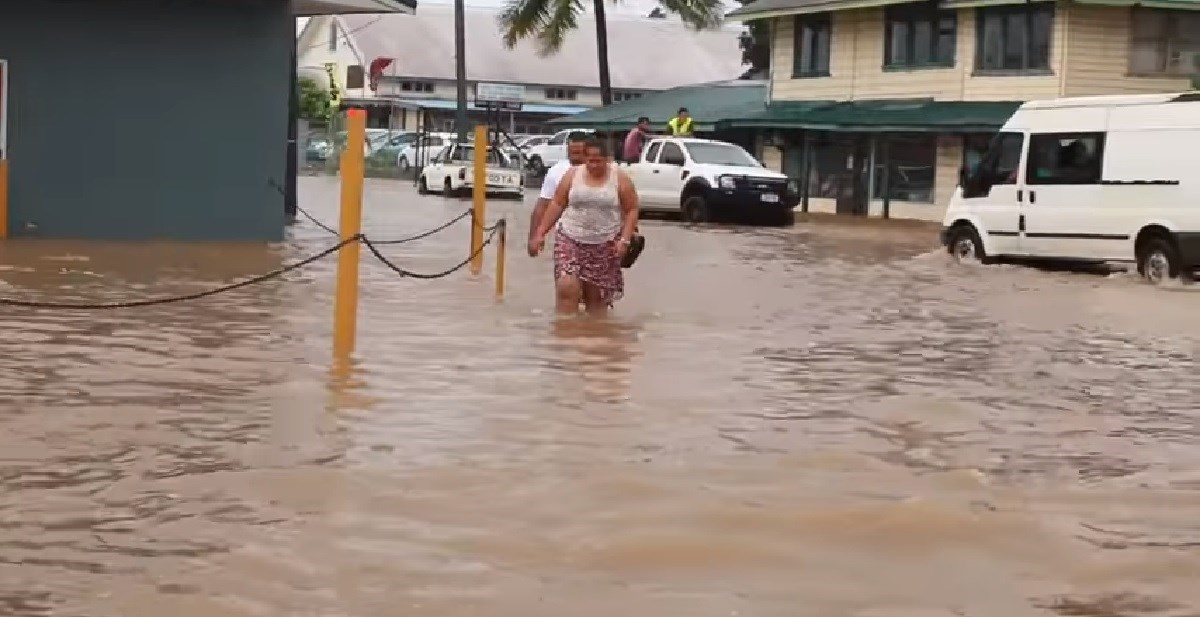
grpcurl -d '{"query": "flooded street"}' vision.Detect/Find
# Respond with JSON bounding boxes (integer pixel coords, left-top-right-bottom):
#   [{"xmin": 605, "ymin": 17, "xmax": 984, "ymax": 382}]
[{"xmin": 1, "ymin": 175, "xmax": 1199, "ymax": 617}]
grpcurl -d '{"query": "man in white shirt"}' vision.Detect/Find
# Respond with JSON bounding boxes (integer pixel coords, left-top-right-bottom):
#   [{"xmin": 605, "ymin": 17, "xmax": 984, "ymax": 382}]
[{"xmin": 527, "ymin": 134, "xmax": 589, "ymax": 256}]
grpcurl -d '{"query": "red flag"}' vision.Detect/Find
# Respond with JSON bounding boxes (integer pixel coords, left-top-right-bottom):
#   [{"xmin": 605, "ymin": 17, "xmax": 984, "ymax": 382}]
[{"xmin": 368, "ymin": 57, "xmax": 394, "ymax": 91}]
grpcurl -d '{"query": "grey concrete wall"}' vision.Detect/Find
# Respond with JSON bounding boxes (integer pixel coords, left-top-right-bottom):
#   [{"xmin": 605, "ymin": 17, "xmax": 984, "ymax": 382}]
[{"xmin": 0, "ymin": 0, "xmax": 290, "ymax": 240}]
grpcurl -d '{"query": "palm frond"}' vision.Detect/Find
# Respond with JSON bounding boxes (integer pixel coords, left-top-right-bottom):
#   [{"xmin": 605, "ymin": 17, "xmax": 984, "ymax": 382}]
[
  {"xmin": 497, "ymin": 0, "xmax": 583, "ymax": 54},
  {"xmin": 656, "ymin": 0, "xmax": 724, "ymax": 30}
]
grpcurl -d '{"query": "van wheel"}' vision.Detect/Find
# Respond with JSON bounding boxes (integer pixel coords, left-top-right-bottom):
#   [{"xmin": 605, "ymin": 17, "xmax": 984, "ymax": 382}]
[
  {"xmin": 947, "ymin": 225, "xmax": 986, "ymax": 263},
  {"xmin": 1137, "ymin": 237, "xmax": 1183, "ymax": 285},
  {"xmin": 417, "ymin": 177, "xmax": 429, "ymax": 195},
  {"xmin": 682, "ymin": 195, "xmax": 710, "ymax": 223}
]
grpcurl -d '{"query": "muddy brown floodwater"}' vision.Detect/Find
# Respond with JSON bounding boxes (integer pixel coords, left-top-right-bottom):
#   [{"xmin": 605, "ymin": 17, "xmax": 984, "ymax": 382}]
[{"xmin": 1, "ymin": 176, "xmax": 1199, "ymax": 617}]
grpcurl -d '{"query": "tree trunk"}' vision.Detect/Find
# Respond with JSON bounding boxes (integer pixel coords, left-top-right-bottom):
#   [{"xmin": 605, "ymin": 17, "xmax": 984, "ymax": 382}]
[{"xmin": 592, "ymin": 0, "xmax": 613, "ymax": 106}]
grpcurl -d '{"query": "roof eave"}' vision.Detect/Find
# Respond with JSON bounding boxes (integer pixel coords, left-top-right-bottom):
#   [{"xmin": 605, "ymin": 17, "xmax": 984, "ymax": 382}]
[{"xmin": 293, "ymin": 0, "xmax": 416, "ymax": 16}]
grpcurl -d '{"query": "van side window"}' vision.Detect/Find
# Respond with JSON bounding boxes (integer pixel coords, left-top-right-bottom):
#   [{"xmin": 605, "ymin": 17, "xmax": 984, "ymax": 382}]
[
  {"xmin": 962, "ymin": 132, "xmax": 1022, "ymax": 198},
  {"xmin": 1025, "ymin": 133, "xmax": 1105, "ymax": 185}
]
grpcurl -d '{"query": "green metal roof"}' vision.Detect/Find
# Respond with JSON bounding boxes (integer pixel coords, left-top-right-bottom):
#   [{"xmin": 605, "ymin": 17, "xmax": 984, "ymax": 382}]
[
  {"xmin": 547, "ymin": 80, "xmax": 769, "ymax": 131},
  {"xmin": 720, "ymin": 99, "xmax": 1023, "ymax": 132},
  {"xmin": 727, "ymin": 0, "xmax": 1200, "ymax": 21}
]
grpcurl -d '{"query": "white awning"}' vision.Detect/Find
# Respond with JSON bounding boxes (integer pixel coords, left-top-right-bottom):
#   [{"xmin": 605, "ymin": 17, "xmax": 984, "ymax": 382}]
[{"xmin": 293, "ymin": 0, "xmax": 415, "ymax": 16}]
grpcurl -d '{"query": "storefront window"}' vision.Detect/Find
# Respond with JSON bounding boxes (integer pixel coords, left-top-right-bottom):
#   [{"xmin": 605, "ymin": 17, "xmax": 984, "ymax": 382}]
[
  {"xmin": 808, "ymin": 137, "xmax": 854, "ymax": 199},
  {"xmin": 872, "ymin": 135, "xmax": 936, "ymax": 202}
]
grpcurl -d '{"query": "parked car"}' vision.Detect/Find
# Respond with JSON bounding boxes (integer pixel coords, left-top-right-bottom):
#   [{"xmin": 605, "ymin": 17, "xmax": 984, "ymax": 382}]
[
  {"xmin": 417, "ymin": 143, "xmax": 523, "ymax": 199},
  {"xmin": 396, "ymin": 133, "xmax": 453, "ymax": 171},
  {"xmin": 942, "ymin": 91, "xmax": 1200, "ymax": 285},
  {"xmin": 502, "ymin": 134, "xmax": 550, "ymax": 167},
  {"xmin": 368, "ymin": 131, "xmax": 416, "ymax": 166},
  {"xmin": 626, "ymin": 137, "xmax": 796, "ymax": 225}
]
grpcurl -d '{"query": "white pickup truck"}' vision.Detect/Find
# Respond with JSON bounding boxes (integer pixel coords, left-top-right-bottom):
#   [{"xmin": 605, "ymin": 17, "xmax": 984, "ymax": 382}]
[
  {"xmin": 625, "ymin": 137, "xmax": 798, "ymax": 225},
  {"xmin": 525, "ymin": 128, "xmax": 594, "ymax": 176},
  {"xmin": 417, "ymin": 143, "xmax": 524, "ymax": 199}
]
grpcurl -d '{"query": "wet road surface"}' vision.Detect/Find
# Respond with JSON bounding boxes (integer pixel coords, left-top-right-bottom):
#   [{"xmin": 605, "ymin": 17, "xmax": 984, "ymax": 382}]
[{"xmin": 0, "ymin": 176, "xmax": 1198, "ymax": 617}]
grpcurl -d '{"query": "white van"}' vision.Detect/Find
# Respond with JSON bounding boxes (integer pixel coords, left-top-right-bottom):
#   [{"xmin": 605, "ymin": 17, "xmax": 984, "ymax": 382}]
[{"xmin": 941, "ymin": 92, "xmax": 1200, "ymax": 284}]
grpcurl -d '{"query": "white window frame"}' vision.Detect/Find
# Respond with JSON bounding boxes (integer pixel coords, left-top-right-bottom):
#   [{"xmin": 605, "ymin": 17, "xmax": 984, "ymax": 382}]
[{"xmin": 0, "ymin": 59, "xmax": 8, "ymax": 160}]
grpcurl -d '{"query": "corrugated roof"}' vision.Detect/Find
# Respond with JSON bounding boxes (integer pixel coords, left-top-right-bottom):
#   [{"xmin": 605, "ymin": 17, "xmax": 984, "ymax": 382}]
[
  {"xmin": 548, "ymin": 80, "xmax": 768, "ymax": 130},
  {"xmin": 342, "ymin": 8, "xmax": 747, "ymax": 90}
]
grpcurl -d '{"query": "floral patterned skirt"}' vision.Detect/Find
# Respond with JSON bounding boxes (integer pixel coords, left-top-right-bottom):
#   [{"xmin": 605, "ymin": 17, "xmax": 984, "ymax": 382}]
[{"xmin": 553, "ymin": 229, "xmax": 625, "ymax": 305}]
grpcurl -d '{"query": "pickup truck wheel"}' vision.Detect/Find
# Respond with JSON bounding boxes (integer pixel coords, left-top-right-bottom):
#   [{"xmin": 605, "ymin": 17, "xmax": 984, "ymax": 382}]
[
  {"xmin": 767, "ymin": 208, "xmax": 795, "ymax": 226},
  {"xmin": 417, "ymin": 177, "xmax": 429, "ymax": 195},
  {"xmin": 682, "ymin": 195, "xmax": 710, "ymax": 223},
  {"xmin": 443, "ymin": 178, "xmax": 454, "ymax": 196}
]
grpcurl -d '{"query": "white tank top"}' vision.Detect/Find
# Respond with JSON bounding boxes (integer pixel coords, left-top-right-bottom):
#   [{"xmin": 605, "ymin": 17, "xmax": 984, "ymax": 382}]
[{"xmin": 557, "ymin": 164, "xmax": 622, "ymax": 245}]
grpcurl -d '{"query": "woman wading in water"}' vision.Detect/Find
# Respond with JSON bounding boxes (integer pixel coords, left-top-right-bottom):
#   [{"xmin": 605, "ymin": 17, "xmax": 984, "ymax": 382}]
[{"xmin": 529, "ymin": 139, "xmax": 640, "ymax": 316}]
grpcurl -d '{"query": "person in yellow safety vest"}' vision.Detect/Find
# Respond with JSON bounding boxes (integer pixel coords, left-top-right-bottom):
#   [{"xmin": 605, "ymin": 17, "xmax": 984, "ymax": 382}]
[{"xmin": 667, "ymin": 107, "xmax": 694, "ymax": 136}]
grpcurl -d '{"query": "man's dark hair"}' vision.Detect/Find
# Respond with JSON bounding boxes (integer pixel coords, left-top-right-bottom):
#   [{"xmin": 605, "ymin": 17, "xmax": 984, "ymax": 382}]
[
  {"xmin": 581, "ymin": 137, "xmax": 608, "ymax": 156},
  {"xmin": 567, "ymin": 131, "xmax": 591, "ymax": 143},
  {"xmin": 678, "ymin": 107, "xmax": 688, "ymax": 114},
  {"xmin": 637, "ymin": 116, "xmax": 650, "ymax": 124}
]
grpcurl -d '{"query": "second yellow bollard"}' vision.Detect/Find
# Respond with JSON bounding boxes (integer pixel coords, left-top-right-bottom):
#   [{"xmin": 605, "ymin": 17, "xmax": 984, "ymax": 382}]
[
  {"xmin": 495, "ymin": 220, "xmax": 507, "ymax": 300},
  {"xmin": 333, "ymin": 108, "xmax": 366, "ymax": 358},
  {"xmin": 469, "ymin": 124, "xmax": 488, "ymax": 275}
]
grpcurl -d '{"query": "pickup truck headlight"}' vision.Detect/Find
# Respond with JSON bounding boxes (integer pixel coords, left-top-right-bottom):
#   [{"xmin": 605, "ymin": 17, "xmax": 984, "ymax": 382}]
[{"xmin": 717, "ymin": 176, "xmax": 737, "ymax": 190}]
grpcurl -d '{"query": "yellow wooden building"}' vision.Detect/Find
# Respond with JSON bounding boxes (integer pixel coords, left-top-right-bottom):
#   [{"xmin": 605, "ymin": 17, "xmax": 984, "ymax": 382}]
[{"xmin": 727, "ymin": 0, "xmax": 1198, "ymax": 220}]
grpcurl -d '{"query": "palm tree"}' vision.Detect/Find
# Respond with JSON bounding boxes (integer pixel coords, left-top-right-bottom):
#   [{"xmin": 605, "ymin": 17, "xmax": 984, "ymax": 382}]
[{"xmin": 498, "ymin": 0, "xmax": 724, "ymax": 106}]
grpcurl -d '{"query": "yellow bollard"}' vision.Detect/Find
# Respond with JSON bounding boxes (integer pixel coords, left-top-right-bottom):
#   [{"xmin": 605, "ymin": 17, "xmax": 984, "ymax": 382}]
[
  {"xmin": 469, "ymin": 124, "xmax": 488, "ymax": 275},
  {"xmin": 333, "ymin": 108, "xmax": 366, "ymax": 358},
  {"xmin": 494, "ymin": 220, "xmax": 507, "ymax": 300},
  {"xmin": 0, "ymin": 159, "xmax": 8, "ymax": 240}
]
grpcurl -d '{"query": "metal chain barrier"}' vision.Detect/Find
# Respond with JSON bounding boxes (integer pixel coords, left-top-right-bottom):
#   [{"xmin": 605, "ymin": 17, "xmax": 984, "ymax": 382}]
[
  {"xmin": 363, "ymin": 220, "xmax": 505, "ymax": 279},
  {"xmin": 0, "ymin": 235, "xmax": 361, "ymax": 310},
  {"xmin": 0, "ymin": 214, "xmax": 509, "ymax": 309}
]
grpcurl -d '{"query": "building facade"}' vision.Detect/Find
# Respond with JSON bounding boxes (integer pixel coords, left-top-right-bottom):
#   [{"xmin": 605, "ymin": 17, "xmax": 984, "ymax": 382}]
[
  {"xmin": 729, "ymin": 0, "xmax": 1198, "ymax": 221},
  {"xmin": 0, "ymin": 0, "xmax": 411, "ymax": 240},
  {"xmin": 297, "ymin": 7, "xmax": 748, "ymax": 134}
]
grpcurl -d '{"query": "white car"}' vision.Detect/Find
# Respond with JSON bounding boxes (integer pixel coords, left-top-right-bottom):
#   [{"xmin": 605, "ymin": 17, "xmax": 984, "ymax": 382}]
[
  {"xmin": 626, "ymin": 137, "xmax": 798, "ymax": 225},
  {"xmin": 526, "ymin": 128, "xmax": 594, "ymax": 175},
  {"xmin": 418, "ymin": 143, "xmax": 524, "ymax": 199},
  {"xmin": 396, "ymin": 133, "xmax": 452, "ymax": 171},
  {"xmin": 942, "ymin": 91, "xmax": 1200, "ymax": 285},
  {"xmin": 502, "ymin": 134, "xmax": 549, "ymax": 167}
]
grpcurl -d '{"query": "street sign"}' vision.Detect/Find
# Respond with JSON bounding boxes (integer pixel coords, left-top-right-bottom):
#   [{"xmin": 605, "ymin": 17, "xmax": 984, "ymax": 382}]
[{"xmin": 475, "ymin": 82, "xmax": 524, "ymax": 111}]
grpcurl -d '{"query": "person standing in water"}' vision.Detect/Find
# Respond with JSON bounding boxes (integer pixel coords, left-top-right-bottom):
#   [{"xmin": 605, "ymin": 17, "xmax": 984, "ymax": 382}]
[
  {"xmin": 528, "ymin": 138, "xmax": 639, "ymax": 316},
  {"xmin": 528, "ymin": 134, "xmax": 589, "ymax": 257}
]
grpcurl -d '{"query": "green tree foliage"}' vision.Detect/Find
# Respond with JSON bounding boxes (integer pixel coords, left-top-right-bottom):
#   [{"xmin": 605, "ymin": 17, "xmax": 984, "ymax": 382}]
[
  {"xmin": 498, "ymin": 0, "xmax": 724, "ymax": 105},
  {"xmin": 298, "ymin": 77, "xmax": 335, "ymax": 125},
  {"xmin": 737, "ymin": 0, "xmax": 770, "ymax": 79}
]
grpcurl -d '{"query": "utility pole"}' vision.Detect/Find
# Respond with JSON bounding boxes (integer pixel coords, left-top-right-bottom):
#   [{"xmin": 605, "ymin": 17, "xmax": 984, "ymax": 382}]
[{"xmin": 453, "ymin": 0, "xmax": 469, "ymax": 144}]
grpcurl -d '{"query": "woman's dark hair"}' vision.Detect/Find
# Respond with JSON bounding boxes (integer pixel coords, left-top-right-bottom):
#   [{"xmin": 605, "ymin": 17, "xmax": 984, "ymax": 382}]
[{"xmin": 581, "ymin": 137, "xmax": 608, "ymax": 156}]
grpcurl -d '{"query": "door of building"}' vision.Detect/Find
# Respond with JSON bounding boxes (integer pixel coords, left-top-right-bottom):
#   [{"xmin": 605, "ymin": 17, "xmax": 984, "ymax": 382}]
[{"xmin": 835, "ymin": 136, "xmax": 870, "ymax": 215}]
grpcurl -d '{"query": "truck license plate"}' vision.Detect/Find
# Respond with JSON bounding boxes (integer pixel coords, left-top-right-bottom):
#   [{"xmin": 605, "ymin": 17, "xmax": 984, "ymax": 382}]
[
  {"xmin": 760, "ymin": 193, "xmax": 780, "ymax": 203},
  {"xmin": 488, "ymin": 174, "xmax": 505, "ymax": 184}
]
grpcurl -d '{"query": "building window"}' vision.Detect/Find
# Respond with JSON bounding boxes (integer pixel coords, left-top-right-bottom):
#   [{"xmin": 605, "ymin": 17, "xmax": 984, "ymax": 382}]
[
  {"xmin": 1025, "ymin": 133, "xmax": 1105, "ymax": 185},
  {"xmin": 1129, "ymin": 8, "xmax": 1200, "ymax": 76},
  {"xmin": 400, "ymin": 81, "xmax": 434, "ymax": 93},
  {"xmin": 873, "ymin": 135, "xmax": 937, "ymax": 202},
  {"xmin": 545, "ymin": 88, "xmax": 578, "ymax": 100},
  {"xmin": 614, "ymin": 91, "xmax": 644, "ymax": 102},
  {"xmin": 807, "ymin": 136, "xmax": 852, "ymax": 199},
  {"xmin": 346, "ymin": 65, "xmax": 365, "ymax": 89},
  {"xmin": 329, "ymin": 22, "xmax": 338, "ymax": 51},
  {"xmin": 792, "ymin": 14, "xmax": 832, "ymax": 78},
  {"xmin": 884, "ymin": 4, "xmax": 956, "ymax": 68},
  {"xmin": 975, "ymin": 3, "xmax": 1054, "ymax": 72}
]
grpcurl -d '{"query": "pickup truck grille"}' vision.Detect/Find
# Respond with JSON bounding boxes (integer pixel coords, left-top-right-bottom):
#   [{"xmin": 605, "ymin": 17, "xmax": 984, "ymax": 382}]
[{"xmin": 739, "ymin": 177, "xmax": 788, "ymax": 192}]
